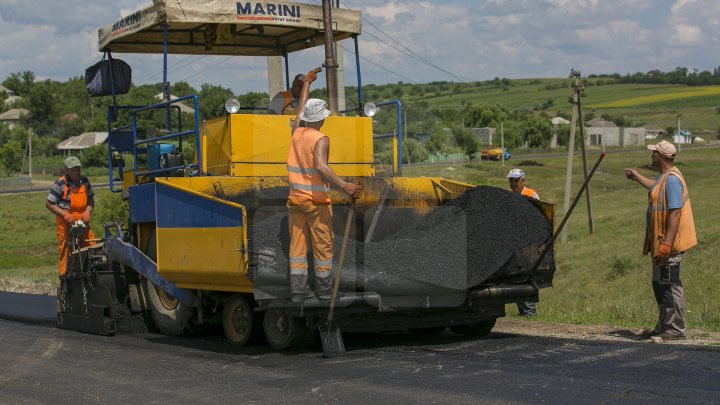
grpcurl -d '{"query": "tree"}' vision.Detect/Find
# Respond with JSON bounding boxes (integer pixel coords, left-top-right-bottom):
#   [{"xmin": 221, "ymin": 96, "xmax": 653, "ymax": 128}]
[
  {"xmin": 2, "ymin": 71, "xmax": 35, "ymax": 96},
  {"xmin": 81, "ymin": 144, "xmax": 108, "ymax": 168},
  {"xmin": 402, "ymin": 138, "xmax": 428, "ymax": 164},
  {"xmin": 425, "ymin": 131, "xmax": 447, "ymax": 154},
  {"xmin": 0, "ymin": 140, "xmax": 24, "ymax": 173},
  {"xmin": 464, "ymin": 135, "xmax": 479, "ymax": 160},
  {"xmin": 24, "ymin": 80, "xmax": 59, "ymax": 136}
]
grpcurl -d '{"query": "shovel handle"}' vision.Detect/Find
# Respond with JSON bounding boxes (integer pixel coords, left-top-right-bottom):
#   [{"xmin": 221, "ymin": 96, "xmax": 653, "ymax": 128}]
[{"xmin": 327, "ymin": 198, "xmax": 355, "ymax": 324}]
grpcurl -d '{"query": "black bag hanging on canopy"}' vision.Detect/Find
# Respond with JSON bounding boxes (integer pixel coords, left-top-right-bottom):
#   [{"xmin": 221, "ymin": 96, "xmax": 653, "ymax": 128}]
[{"xmin": 84, "ymin": 52, "xmax": 132, "ymax": 97}]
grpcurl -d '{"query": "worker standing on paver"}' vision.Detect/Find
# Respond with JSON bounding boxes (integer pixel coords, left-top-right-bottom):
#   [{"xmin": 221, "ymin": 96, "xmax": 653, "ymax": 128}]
[
  {"xmin": 625, "ymin": 140, "xmax": 696, "ymax": 340},
  {"xmin": 286, "ymin": 67, "xmax": 361, "ymax": 303},
  {"xmin": 268, "ymin": 73, "xmax": 305, "ymax": 115},
  {"xmin": 46, "ymin": 156, "xmax": 96, "ymax": 276},
  {"xmin": 507, "ymin": 168, "xmax": 539, "ymax": 316}
]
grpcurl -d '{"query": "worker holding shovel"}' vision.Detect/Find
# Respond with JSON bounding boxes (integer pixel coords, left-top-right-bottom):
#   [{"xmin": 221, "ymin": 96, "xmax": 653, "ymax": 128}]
[{"xmin": 286, "ymin": 67, "xmax": 361, "ymax": 303}]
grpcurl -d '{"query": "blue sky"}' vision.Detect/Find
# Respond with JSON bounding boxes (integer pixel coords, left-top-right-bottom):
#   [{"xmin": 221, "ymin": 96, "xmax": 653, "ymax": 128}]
[{"xmin": 1, "ymin": 0, "xmax": 718, "ymax": 94}]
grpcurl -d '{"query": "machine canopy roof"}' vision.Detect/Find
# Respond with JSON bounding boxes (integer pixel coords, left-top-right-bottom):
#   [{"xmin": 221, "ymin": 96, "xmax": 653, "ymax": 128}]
[{"xmin": 98, "ymin": 0, "xmax": 361, "ymax": 56}]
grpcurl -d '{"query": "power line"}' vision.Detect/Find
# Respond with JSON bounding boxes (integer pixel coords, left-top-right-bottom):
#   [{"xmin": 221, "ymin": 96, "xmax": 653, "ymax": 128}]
[
  {"xmin": 339, "ymin": 0, "xmax": 472, "ymax": 82},
  {"xmin": 337, "ymin": 43, "xmax": 416, "ymax": 83},
  {"xmin": 136, "ymin": 55, "xmax": 200, "ymax": 85}
]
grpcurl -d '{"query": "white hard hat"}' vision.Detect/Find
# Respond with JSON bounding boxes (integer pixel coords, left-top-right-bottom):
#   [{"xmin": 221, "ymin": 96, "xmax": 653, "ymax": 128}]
[
  {"xmin": 506, "ymin": 168, "xmax": 526, "ymax": 179},
  {"xmin": 300, "ymin": 98, "xmax": 331, "ymax": 122}
]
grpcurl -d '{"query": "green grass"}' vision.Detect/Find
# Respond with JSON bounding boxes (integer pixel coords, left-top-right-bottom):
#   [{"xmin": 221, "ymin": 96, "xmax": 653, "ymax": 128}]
[
  {"xmin": 406, "ymin": 146, "xmax": 720, "ymax": 332},
  {"xmin": 0, "ymin": 187, "xmax": 122, "ymax": 286}
]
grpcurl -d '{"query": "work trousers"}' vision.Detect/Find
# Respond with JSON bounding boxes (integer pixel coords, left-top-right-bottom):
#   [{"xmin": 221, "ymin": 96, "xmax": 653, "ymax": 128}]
[
  {"xmin": 287, "ymin": 196, "xmax": 334, "ymax": 299},
  {"xmin": 56, "ymin": 214, "xmax": 96, "ymax": 276},
  {"xmin": 650, "ymin": 254, "xmax": 685, "ymax": 336}
]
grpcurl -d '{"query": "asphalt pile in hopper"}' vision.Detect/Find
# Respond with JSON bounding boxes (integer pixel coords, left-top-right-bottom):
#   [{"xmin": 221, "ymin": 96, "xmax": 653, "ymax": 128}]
[{"xmin": 249, "ymin": 185, "xmax": 551, "ymax": 291}]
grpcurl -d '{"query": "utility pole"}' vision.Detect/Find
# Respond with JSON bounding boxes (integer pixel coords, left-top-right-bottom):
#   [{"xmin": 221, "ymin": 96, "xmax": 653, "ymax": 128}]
[
  {"xmin": 561, "ymin": 74, "xmax": 578, "ymax": 244},
  {"xmin": 562, "ymin": 69, "xmax": 595, "ymax": 242},
  {"xmin": 322, "ymin": 0, "xmax": 338, "ymax": 113},
  {"xmin": 28, "ymin": 132, "xmax": 32, "ymax": 179},
  {"xmin": 574, "ymin": 72, "xmax": 594, "ymax": 235}
]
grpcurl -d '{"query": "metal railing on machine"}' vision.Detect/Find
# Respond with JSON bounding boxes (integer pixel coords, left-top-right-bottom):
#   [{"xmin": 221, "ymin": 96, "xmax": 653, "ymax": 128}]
[{"xmin": 106, "ymin": 95, "xmax": 200, "ymax": 192}]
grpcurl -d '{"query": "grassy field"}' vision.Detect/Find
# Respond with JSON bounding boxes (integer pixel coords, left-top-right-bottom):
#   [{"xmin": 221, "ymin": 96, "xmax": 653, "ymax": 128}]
[
  {"xmin": 411, "ymin": 80, "xmax": 720, "ymax": 132},
  {"xmin": 1, "ymin": 145, "xmax": 719, "ymax": 332}
]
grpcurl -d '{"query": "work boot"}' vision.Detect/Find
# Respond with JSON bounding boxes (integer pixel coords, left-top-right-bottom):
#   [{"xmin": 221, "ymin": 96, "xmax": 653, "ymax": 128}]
[
  {"xmin": 639, "ymin": 329, "xmax": 660, "ymax": 339},
  {"xmin": 290, "ymin": 270, "xmax": 308, "ymax": 302},
  {"xmin": 315, "ymin": 269, "xmax": 334, "ymax": 300},
  {"xmin": 656, "ymin": 331, "xmax": 686, "ymax": 340}
]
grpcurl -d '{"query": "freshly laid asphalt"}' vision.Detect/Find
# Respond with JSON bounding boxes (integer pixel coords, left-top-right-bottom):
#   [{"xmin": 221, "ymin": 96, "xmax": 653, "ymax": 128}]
[{"xmin": 1, "ymin": 292, "xmax": 719, "ymax": 404}]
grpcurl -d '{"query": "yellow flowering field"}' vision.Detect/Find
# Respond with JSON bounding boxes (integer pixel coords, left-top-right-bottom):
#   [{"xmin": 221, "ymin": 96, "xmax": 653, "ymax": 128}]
[{"xmin": 592, "ymin": 86, "xmax": 720, "ymax": 108}]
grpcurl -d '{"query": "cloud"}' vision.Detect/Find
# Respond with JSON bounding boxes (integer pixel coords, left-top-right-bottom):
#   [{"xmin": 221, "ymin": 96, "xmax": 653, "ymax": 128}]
[
  {"xmin": 670, "ymin": 24, "xmax": 703, "ymax": 45},
  {"xmin": 1, "ymin": 0, "xmax": 720, "ymax": 93}
]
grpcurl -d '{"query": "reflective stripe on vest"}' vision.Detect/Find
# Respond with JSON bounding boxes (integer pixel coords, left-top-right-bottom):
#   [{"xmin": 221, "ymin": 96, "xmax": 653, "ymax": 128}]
[
  {"xmin": 287, "ymin": 127, "xmax": 331, "ymax": 203},
  {"xmin": 287, "ymin": 165, "xmax": 319, "ymax": 175},
  {"xmin": 645, "ymin": 168, "xmax": 697, "ymax": 255}
]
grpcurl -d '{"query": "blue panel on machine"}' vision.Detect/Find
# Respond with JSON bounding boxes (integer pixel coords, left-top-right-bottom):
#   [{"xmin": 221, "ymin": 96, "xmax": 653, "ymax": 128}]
[
  {"xmin": 156, "ymin": 183, "xmax": 243, "ymax": 228},
  {"xmin": 128, "ymin": 183, "xmax": 157, "ymax": 223}
]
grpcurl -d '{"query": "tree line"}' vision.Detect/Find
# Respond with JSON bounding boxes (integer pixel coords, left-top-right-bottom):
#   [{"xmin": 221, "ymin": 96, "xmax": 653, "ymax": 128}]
[{"xmin": 589, "ymin": 66, "xmax": 720, "ymax": 86}]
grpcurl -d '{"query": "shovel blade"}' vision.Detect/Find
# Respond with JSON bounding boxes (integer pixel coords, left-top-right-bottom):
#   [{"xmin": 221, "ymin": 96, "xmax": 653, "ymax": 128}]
[{"xmin": 319, "ymin": 323, "xmax": 345, "ymax": 358}]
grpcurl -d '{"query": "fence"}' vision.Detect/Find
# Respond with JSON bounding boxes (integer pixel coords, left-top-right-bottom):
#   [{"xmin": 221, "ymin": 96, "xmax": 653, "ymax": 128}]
[{"xmin": 0, "ymin": 176, "xmax": 32, "ymax": 188}]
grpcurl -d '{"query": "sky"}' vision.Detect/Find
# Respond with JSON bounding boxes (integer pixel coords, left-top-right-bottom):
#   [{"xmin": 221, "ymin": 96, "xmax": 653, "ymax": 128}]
[{"xmin": 1, "ymin": 0, "xmax": 719, "ymax": 95}]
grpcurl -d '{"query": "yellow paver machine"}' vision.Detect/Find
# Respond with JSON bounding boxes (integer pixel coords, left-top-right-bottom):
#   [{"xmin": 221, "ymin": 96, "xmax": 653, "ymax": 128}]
[{"xmin": 61, "ymin": 0, "xmax": 557, "ymax": 351}]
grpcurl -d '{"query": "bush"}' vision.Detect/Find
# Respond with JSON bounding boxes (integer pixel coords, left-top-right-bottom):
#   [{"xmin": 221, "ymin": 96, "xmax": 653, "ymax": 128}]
[{"xmin": 92, "ymin": 191, "xmax": 129, "ymax": 229}]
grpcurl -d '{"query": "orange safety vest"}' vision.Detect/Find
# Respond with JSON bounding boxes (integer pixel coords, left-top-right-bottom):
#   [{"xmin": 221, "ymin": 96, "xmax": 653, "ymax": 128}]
[
  {"xmin": 644, "ymin": 168, "xmax": 697, "ymax": 256},
  {"xmin": 521, "ymin": 187, "xmax": 539, "ymax": 199},
  {"xmin": 58, "ymin": 176, "xmax": 91, "ymax": 215},
  {"xmin": 287, "ymin": 127, "xmax": 331, "ymax": 203},
  {"xmin": 281, "ymin": 91, "xmax": 299, "ymax": 116}
]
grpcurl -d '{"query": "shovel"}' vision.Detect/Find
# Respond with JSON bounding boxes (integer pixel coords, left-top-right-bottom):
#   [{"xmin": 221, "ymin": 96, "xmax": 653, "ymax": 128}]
[{"xmin": 319, "ymin": 198, "xmax": 355, "ymax": 358}]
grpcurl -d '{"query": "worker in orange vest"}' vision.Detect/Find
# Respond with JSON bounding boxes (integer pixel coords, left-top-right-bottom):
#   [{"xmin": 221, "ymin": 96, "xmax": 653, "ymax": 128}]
[
  {"xmin": 625, "ymin": 140, "xmax": 696, "ymax": 340},
  {"xmin": 507, "ymin": 168, "xmax": 539, "ymax": 316},
  {"xmin": 507, "ymin": 168, "xmax": 539, "ymax": 200},
  {"xmin": 268, "ymin": 73, "xmax": 305, "ymax": 115},
  {"xmin": 286, "ymin": 67, "xmax": 361, "ymax": 303},
  {"xmin": 46, "ymin": 156, "xmax": 96, "ymax": 276}
]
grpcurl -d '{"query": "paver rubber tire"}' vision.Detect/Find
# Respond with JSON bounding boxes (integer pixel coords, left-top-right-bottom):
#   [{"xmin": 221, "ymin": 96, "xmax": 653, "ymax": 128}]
[
  {"xmin": 263, "ymin": 309, "xmax": 315, "ymax": 350},
  {"xmin": 143, "ymin": 277, "xmax": 192, "ymax": 336},
  {"xmin": 450, "ymin": 319, "xmax": 496, "ymax": 338},
  {"xmin": 223, "ymin": 294, "xmax": 263, "ymax": 346}
]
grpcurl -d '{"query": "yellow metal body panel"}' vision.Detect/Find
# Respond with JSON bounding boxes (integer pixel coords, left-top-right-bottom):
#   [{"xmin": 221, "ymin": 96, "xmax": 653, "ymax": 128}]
[
  {"xmin": 203, "ymin": 114, "xmax": 374, "ymax": 177},
  {"xmin": 156, "ymin": 227, "xmax": 252, "ymax": 292},
  {"xmin": 153, "ymin": 178, "xmax": 251, "ymax": 293}
]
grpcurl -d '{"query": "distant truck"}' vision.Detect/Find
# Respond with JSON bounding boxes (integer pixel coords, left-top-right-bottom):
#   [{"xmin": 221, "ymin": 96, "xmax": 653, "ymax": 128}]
[{"xmin": 481, "ymin": 145, "xmax": 511, "ymax": 161}]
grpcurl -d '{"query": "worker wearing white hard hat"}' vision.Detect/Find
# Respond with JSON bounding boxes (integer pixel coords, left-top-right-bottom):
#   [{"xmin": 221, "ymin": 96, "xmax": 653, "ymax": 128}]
[{"xmin": 285, "ymin": 67, "xmax": 361, "ymax": 303}]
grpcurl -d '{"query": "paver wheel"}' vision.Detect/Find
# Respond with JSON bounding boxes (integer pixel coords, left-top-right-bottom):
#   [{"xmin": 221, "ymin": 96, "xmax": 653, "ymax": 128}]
[
  {"xmin": 223, "ymin": 294, "xmax": 262, "ymax": 346},
  {"xmin": 263, "ymin": 309, "xmax": 314, "ymax": 350},
  {"xmin": 143, "ymin": 278, "xmax": 192, "ymax": 336}
]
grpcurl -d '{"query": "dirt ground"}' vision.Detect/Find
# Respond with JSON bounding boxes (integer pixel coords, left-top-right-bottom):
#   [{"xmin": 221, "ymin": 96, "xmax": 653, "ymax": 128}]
[{"xmin": 1, "ymin": 279, "xmax": 718, "ymax": 346}]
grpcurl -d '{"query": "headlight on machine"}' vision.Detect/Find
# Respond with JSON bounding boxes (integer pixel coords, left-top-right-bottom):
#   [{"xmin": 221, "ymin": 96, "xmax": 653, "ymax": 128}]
[
  {"xmin": 224, "ymin": 98, "xmax": 240, "ymax": 114},
  {"xmin": 362, "ymin": 102, "xmax": 377, "ymax": 117}
]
